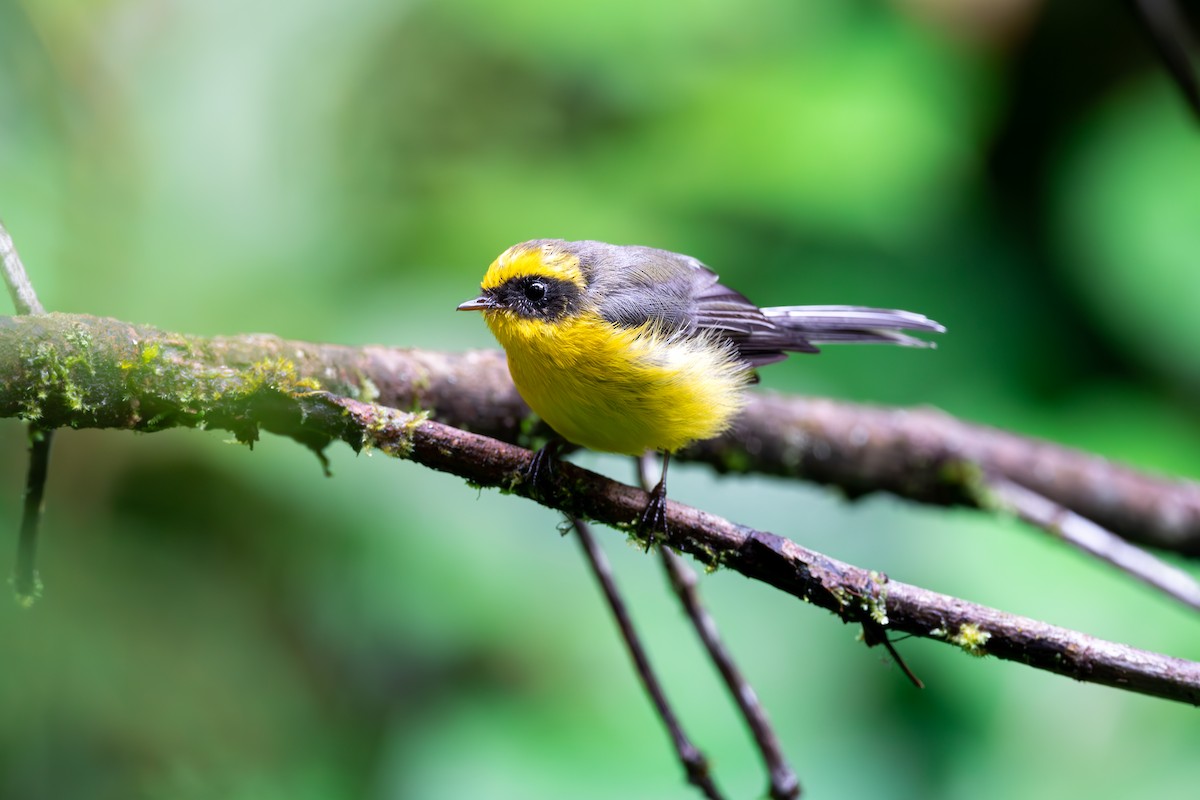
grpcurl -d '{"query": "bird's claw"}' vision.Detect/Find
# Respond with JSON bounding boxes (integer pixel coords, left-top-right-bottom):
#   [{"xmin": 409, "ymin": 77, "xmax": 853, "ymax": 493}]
[
  {"xmin": 523, "ymin": 440, "xmax": 563, "ymax": 501},
  {"xmin": 636, "ymin": 480, "xmax": 670, "ymax": 551}
]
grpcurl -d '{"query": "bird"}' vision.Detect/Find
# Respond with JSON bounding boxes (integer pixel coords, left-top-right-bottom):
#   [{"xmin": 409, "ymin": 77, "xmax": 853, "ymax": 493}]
[{"xmin": 458, "ymin": 239, "xmax": 943, "ymax": 540}]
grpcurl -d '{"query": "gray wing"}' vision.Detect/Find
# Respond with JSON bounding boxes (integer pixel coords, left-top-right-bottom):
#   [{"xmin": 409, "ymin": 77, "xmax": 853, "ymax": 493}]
[
  {"xmin": 573, "ymin": 241, "xmax": 709, "ymax": 332},
  {"xmin": 569, "ymin": 241, "xmax": 941, "ymax": 367},
  {"xmin": 571, "ymin": 240, "xmax": 812, "ymax": 367}
]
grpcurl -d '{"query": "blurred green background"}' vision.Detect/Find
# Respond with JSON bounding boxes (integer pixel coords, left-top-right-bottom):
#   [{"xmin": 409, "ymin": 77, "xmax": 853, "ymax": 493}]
[{"xmin": 2, "ymin": 0, "xmax": 1199, "ymax": 797}]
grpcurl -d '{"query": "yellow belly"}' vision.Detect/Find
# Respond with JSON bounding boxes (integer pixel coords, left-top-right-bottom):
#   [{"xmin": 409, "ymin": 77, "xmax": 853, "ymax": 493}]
[{"xmin": 487, "ymin": 313, "xmax": 749, "ymax": 455}]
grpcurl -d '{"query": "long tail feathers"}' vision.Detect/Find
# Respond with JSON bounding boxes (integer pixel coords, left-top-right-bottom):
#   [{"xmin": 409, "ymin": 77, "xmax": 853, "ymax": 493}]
[{"xmin": 761, "ymin": 305, "xmax": 945, "ymax": 349}]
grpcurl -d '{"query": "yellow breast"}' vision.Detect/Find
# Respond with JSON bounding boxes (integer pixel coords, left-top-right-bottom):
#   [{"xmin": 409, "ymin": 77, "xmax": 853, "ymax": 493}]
[{"xmin": 486, "ymin": 311, "xmax": 749, "ymax": 455}]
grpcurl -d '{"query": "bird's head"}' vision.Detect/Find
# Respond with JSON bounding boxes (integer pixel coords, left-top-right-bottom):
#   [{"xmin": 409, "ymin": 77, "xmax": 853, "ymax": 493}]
[{"xmin": 457, "ymin": 240, "xmax": 588, "ymax": 325}]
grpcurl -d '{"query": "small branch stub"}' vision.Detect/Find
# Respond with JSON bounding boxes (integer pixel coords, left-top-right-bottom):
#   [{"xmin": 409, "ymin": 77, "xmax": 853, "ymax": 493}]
[{"xmin": 3, "ymin": 218, "xmax": 53, "ymax": 606}]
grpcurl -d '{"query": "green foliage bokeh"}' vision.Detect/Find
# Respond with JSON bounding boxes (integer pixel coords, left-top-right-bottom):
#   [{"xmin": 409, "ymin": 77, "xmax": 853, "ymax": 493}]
[{"xmin": 1, "ymin": 1, "xmax": 1198, "ymax": 798}]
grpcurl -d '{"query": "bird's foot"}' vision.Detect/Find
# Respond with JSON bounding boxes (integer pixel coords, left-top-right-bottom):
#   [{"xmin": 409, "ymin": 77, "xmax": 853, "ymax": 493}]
[
  {"xmin": 522, "ymin": 439, "xmax": 563, "ymax": 501},
  {"xmin": 636, "ymin": 478, "xmax": 670, "ymax": 552}
]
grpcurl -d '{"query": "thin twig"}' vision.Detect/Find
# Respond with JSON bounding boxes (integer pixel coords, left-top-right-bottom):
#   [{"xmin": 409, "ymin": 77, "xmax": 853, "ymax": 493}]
[
  {"xmin": 0, "ymin": 218, "xmax": 45, "ymax": 315},
  {"xmin": 1, "ymin": 218, "xmax": 53, "ymax": 607},
  {"xmin": 662, "ymin": 550, "xmax": 802, "ymax": 797},
  {"xmin": 638, "ymin": 454, "xmax": 801, "ymax": 800},
  {"xmin": 14, "ymin": 427, "xmax": 51, "ymax": 605},
  {"xmin": 989, "ymin": 476, "xmax": 1200, "ymax": 612},
  {"xmin": 1131, "ymin": 0, "xmax": 1200, "ymax": 120},
  {"xmin": 876, "ymin": 633, "xmax": 925, "ymax": 689},
  {"xmin": 569, "ymin": 516, "xmax": 725, "ymax": 800}
]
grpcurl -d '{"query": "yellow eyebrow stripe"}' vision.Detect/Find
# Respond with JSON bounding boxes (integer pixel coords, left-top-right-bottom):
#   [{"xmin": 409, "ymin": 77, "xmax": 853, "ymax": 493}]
[{"xmin": 480, "ymin": 240, "xmax": 586, "ymax": 291}]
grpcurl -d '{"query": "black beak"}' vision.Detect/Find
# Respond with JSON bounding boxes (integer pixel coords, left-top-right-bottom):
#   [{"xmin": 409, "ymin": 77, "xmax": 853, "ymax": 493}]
[{"xmin": 456, "ymin": 295, "xmax": 495, "ymax": 312}]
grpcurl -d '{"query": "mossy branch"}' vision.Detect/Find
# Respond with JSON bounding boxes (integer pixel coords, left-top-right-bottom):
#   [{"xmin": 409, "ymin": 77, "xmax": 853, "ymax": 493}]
[
  {"xmin": 3, "ymin": 312, "xmax": 1199, "ymax": 555},
  {"xmin": 0, "ymin": 312, "xmax": 1198, "ymax": 704}
]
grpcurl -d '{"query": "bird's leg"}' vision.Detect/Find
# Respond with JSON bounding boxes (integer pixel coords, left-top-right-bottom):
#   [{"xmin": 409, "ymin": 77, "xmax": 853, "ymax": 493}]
[
  {"xmin": 636, "ymin": 452, "xmax": 671, "ymax": 550},
  {"xmin": 523, "ymin": 438, "xmax": 564, "ymax": 500}
]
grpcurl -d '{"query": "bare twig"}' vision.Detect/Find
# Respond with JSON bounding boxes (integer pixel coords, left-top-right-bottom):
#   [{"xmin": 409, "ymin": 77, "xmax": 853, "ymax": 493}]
[
  {"xmin": 14, "ymin": 426, "xmax": 51, "ymax": 606},
  {"xmin": 0, "ymin": 218, "xmax": 45, "ymax": 315},
  {"xmin": 1131, "ymin": 0, "xmax": 1200, "ymax": 120},
  {"xmin": 661, "ymin": 548, "xmax": 801, "ymax": 796},
  {"xmin": 873, "ymin": 631, "xmax": 925, "ymax": 689},
  {"xmin": 2, "ymin": 218, "xmax": 53, "ymax": 607},
  {"xmin": 570, "ymin": 516, "xmax": 724, "ymax": 800},
  {"xmin": 638, "ymin": 455, "xmax": 801, "ymax": 800},
  {"xmin": 988, "ymin": 477, "xmax": 1200, "ymax": 612}
]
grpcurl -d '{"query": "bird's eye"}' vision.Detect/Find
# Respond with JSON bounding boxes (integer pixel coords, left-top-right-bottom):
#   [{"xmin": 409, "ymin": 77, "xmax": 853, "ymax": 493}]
[{"xmin": 524, "ymin": 281, "xmax": 547, "ymax": 303}]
